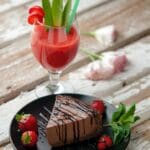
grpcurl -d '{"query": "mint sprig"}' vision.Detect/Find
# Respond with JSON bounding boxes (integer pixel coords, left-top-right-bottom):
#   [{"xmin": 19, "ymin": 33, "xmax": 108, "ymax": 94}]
[{"xmin": 110, "ymin": 103, "xmax": 140, "ymax": 144}]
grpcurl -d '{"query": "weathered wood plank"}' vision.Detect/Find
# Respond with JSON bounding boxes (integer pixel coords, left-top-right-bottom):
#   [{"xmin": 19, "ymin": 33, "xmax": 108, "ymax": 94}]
[
  {"xmin": 0, "ymin": 0, "xmax": 34, "ymax": 14},
  {"xmin": 127, "ymin": 120, "xmax": 150, "ymax": 150},
  {"xmin": 0, "ymin": 0, "xmax": 108, "ymax": 14},
  {"xmin": 134, "ymin": 97, "xmax": 150, "ymax": 127},
  {"xmin": 1, "ymin": 0, "xmax": 150, "ymax": 49},
  {"xmin": 0, "ymin": 143, "xmax": 13, "ymax": 150},
  {"xmin": 1, "ymin": 0, "xmax": 150, "ymax": 103},
  {"xmin": 109, "ymin": 74, "xmax": 150, "ymax": 105}
]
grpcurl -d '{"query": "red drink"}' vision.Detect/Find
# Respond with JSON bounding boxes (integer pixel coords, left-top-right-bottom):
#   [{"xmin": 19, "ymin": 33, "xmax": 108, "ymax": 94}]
[{"xmin": 31, "ymin": 25, "xmax": 80, "ymax": 71}]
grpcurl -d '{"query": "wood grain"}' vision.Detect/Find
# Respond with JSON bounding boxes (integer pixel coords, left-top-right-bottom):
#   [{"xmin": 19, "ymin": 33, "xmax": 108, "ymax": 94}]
[
  {"xmin": 110, "ymin": 74, "xmax": 150, "ymax": 105},
  {"xmin": 128, "ymin": 120, "xmax": 150, "ymax": 150},
  {"xmin": 0, "ymin": 0, "xmax": 108, "ymax": 14},
  {"xmin": 0, "ymin": 0, "xmax": 34, "ymax": 14},
  {"xmin": 1, "ymin": 0, "xmax": 150, "ymax": 103}
]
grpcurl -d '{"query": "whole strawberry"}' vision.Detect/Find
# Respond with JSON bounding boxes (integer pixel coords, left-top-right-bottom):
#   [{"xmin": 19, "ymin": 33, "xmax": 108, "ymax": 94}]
[
  {"xmin": 16, "ymin": 113, "xmax": 38, "ymax": 132},
  {"xmin": 21, "ymin": 131, "xmax": 38, "ymax": 147},
  {"xmin": 91, "ymin": 100, "xmax": 105, "ymax": 114},
  {"xmin": 97, "ymin": 135, "xmax": 113, "ymax": 150}
]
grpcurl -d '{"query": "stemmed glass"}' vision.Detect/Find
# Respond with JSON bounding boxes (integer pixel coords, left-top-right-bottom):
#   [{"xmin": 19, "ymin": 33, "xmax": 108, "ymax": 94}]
[{"xmin": 31, "ymin": 19, "xmax": 80, "ymax": 96}]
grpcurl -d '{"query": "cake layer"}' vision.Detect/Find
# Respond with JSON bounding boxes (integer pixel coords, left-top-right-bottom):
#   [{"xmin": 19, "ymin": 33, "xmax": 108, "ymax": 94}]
[{"xmin": 46, "ymin": 95, "xmax": 102, "ymax": 147}]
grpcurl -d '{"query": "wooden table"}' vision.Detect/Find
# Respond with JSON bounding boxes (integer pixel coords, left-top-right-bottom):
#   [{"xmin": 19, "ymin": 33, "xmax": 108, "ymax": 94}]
[{"xmin": 0, "ymin": 0, "xmax": 150, "ymax": 149}]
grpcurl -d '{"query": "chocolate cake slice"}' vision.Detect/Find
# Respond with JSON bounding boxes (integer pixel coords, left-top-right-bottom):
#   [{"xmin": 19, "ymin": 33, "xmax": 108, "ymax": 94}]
[{"xmin": 46, "ymin": 95, "xmax": 102, "ymax": 147}]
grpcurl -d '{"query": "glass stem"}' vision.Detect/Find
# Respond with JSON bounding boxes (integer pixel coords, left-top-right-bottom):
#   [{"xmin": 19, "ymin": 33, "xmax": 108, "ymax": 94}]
[{"xmin": 48, "ymin": 71, "xmax": 62, "ymax": 92}]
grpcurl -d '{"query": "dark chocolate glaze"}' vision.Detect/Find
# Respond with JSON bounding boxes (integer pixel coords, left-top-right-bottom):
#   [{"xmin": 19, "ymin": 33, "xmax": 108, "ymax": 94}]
[{"xmin": 48, "ymin": 95, "xmax": 99, "ymax": 145}]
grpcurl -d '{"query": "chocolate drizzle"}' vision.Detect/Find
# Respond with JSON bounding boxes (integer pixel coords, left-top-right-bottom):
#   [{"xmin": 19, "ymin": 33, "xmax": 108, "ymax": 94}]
[
  {"xmin": 47, "ymin": 95, "xmax": 101, "ymax": 146},
  {"xmin": 82, "ymin": 120, "xmax": 86, "ymax": 135},
  {"xmin": 76, "ymin": 121, "xmax": 80, "ymax": 141}
]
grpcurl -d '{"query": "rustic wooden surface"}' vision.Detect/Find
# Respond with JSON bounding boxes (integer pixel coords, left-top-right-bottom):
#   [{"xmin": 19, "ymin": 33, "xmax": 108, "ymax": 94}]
[
  {"xmin": 0, "ymin": 0, "xmax": 150, "ymax": 149},
  {"xmin": 1, "ymin": 0, "xmax": 150, "ymax": 103}
]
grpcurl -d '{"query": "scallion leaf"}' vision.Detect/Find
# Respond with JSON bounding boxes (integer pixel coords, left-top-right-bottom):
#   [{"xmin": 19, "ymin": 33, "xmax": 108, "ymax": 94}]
[
  {"xmin": 62, "ymin": 0, "xmax": 72, "ymax": 26},
  {"xmin": 52, "ymin": 0, "xmax": 63, "ymax": 26},
  {"xmin": 42, "ymin": 0, "xmax": 53, "ymax": 26}
]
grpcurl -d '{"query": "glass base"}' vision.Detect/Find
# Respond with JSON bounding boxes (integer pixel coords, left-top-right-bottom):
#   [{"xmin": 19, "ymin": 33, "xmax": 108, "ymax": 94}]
[{"xmin": 35, "ymin": 81, "xmax": 74, "ymax": 98}]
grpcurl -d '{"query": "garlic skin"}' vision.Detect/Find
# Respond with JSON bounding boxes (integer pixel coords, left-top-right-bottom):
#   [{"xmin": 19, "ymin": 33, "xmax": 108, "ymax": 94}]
[
  {"xmin": 94, "ymin": 25, "xmax": 117, "ymax": 46},
  {"xmin": 102, "ymin": 52, "xmax": 127, "ymax": 73},
  {"xmin": 85, "ymin": 52, "xmax": 127, "ymax": 81},
  {"xmin": 85, "ymin": 60, "xmax": 114, "ymax": 81}
]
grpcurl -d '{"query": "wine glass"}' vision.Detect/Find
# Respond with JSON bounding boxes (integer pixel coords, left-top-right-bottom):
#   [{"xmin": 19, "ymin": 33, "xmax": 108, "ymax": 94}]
[{"xmin": 31, "ymin": 19, "xmax": 80, "ymax": 96}]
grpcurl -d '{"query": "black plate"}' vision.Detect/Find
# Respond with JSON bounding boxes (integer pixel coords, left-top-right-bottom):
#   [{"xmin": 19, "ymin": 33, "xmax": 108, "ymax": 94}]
[{"xmin": 9, "ymin": 93, "xmax": 130, "ymax": 150}]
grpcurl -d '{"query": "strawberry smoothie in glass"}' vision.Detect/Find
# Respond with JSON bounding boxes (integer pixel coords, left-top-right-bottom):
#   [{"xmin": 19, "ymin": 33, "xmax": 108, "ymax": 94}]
[
  {"xmin": 31, "ymin": 24, "xmax": 79, "ymax": 72},
  {"xmin": 27, "ymin": 0, "xmax": 80, "ymax": 94},
  {"xmin": 31, "ymin": 22, "xmax": 79, "ymax": 93}
]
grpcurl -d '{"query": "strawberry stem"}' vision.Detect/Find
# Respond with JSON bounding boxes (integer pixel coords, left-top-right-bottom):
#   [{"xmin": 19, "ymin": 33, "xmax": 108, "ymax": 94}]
[
  {"xmin": 15, "ymin": 114, "xmax": 22, "ymax": 122},
  {"xmin": 24, "ymin": 132, "xmax": 31, "ymax": 144}
]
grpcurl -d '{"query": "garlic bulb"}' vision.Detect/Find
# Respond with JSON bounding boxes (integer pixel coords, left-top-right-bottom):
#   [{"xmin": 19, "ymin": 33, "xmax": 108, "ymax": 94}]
[
  {"xmin": 93, "ymin": 25, "xmax": 117, "ymax": 46},
  {"xmin": 85, "ymin": 52, "xmax": 127, "ymax": 81}
]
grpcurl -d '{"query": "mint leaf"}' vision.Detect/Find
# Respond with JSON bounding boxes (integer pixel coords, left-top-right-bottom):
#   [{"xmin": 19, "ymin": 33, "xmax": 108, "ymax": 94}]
[
  {"xmin": 42, "ymin": 0, "xmax": 53, "ymax": 26},
  {"xmin": 52, "ymin": 0, "xmax": 63, "ymax": 26},
  {"xmin": 120, "ymin": 104, "xmax": 136, "ymax": 123},
  {"xmin": 111, "ymin": 123, "xmax": 126, "ymax": 144},
  {"xmin": 112, "ymin": 103, "xmax": 126, "ymax": 122},
  {"xmin": 123, "ymin": 125, "xmax": 130, "ymax": 138},
  {"xmin": 126, "ymin": 103, "xmax": 136, "ymax": 116},
  {"xmin": 134, "ymin": 116, "xmax": 140, "ymax": 122},
  {"xmin": 62, "ymin": 0, "xmax": 72, "ymax": 26},
  {"xmin": 122, "ymin": 115, "xmax": 140, "ymax": 125}
]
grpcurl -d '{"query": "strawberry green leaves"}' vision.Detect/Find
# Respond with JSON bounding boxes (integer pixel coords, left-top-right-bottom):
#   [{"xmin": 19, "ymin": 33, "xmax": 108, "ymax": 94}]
[
  {"xmin": 52, "ymin": 0, "xmax": 63, "ymax": 26},
  {"xmin": 24, "ymin": 132, "xmax": 31, "ymax": 144},
  {"xmin": 110, "ymin": 103, "xmax": 140, "ymax": 144},
  {"xmin": 15, "ymin": 114, "xmax": 22, "ymax": 122},
  {"xmin": 42, "ymin": 0, "xmax": 53, "ymax": 26},
  {"xmin": 15, "ymin": 113, "xmax": 24, "ymax": 122}
]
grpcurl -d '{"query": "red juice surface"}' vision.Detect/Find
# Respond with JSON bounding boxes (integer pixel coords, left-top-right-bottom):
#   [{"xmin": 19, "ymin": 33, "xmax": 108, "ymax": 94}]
[{"xmin": 31, "ymin": 25, "xmax": 80, "ymax": 71}]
